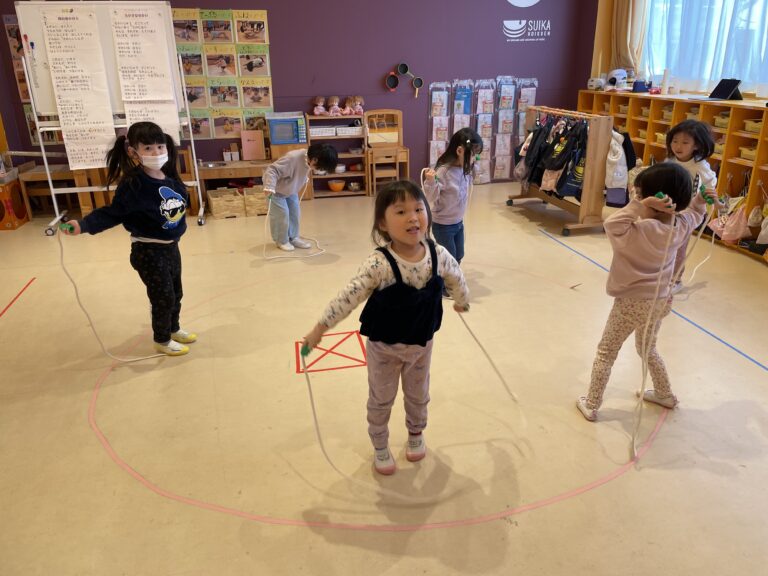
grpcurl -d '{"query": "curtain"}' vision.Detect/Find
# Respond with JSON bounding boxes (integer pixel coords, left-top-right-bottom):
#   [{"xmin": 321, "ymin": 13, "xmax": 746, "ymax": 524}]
[
  {"xmin": 641, "ymin": 0, "xmax": 768, "ymax": 96},
  {"xmin": 611, "ymin": 0, "xmax": 650, "ymax": 74}
]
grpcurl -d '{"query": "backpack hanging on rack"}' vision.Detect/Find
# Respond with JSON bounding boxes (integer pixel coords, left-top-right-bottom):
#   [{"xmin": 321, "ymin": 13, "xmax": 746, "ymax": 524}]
[
  {"xmin": 540, "ymin": 122, "xmax": 581, "ymax": 194},
  {"xmin": 512, "ymin": 130, "xmax": 535, "ymax": 182},
  {"xmin": 604, "ymin": 130, "xmax": 629, "ymax": 208},
  {"xmin": 524, "ymin": 116, "xmax": 556, "ymax": 186},
  {"xmin": 559, "ymin": 121, "xmax": 589, "ymax": 200}
]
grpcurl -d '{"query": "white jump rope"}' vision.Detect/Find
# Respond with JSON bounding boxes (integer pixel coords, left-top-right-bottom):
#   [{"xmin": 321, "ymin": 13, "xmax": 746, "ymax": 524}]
[
  {"xmin": 56, "ymin": 228, "xmax": 165, "ymax": 362},
  {"xmin": 261, "ymin": 176, "xmax": 325, "ymax": 261},
  {"xmin": 57, "ymin": 175, "xmax": 327, "ymax": 363},
  {"xmin": 630, "ymin": 187, "xmax": 717, "ymax": 459},
  {"xmin": 294, "ymin": 164, "xmax": 524, "ymax": 502}
]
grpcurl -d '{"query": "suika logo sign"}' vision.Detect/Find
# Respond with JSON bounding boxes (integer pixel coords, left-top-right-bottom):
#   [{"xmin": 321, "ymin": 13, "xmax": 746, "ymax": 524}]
[{"xmin": 503, "ymin": 19, "xmax": 551, "ymax": 42}]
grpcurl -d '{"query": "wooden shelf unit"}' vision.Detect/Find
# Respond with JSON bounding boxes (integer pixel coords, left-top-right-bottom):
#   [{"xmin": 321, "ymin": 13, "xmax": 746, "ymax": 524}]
[
  {"xmin": 305, "ymin": 114, "xmax": 368, "ymax": 198},
  {"xmin": 578, "ymin": 90, "xmax": 768, "ymax": 232}
]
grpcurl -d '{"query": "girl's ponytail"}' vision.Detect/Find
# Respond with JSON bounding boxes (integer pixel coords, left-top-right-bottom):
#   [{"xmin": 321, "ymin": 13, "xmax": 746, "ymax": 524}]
[
  {"xmin": 161, "ymin": 133, "xmax": 184, "ymax": 184},
  {"xmin": 105, "ymin": 134, "xmax": 136, "ymax": 189}
]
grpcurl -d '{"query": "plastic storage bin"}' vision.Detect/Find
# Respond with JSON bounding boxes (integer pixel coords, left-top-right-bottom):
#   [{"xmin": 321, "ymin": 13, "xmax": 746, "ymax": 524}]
[
  {"xmin": 309, "ymin": 127, "xmax": 336, "ymax": 137},
  {"xmin": 739, "ymin": 146, "xmax": 757, "ymax": 161},
  {"xmin": 713, "ymin": 113, "xmax": 730, "ymax": 128},
  {"xmin": 336, "ymin": 126, "xmax": 363, "ymax": 136}
]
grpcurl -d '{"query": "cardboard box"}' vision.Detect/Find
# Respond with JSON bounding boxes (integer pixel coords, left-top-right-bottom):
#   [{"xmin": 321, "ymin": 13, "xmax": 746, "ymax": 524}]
[{"xmin": 241, "ymin": 130, "xmax": 266, "ymax": 160}]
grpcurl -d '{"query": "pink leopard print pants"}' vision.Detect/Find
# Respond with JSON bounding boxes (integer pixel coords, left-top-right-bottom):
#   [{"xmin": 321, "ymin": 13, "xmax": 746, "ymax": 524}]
[{"xmin": 586, "ymin": 297, "xmax": 675, "ymax": 410}]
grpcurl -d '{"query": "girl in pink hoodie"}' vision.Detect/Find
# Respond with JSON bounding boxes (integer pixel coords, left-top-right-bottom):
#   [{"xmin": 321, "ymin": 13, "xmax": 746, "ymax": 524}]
[{"xmin": 576, "ymin": 163, "xmax": 713, "ymax": 421}]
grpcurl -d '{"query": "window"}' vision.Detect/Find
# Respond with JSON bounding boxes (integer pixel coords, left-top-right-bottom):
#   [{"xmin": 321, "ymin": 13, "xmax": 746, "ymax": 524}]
[{"xmin": 641, "ymin": 0, "xmax": 768, "ymax": 96}]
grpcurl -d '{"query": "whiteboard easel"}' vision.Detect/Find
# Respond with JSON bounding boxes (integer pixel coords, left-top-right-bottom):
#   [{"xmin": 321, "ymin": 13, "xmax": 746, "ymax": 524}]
[
  {"xmin": 16, "ymin": 1, "xmax": 204, "ymax": 232},
  {"xmin": 15, "ymin": 0, "xmax": 184, "ymax": 116}
]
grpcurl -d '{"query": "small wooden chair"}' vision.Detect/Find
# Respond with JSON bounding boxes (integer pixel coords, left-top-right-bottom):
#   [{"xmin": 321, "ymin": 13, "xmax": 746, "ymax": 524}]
[
  {"xmin": 364, "ymin": 109, "xmax": 407, "ymax": 195},
  {"xmin": 368, "ymin": 146, "xmax": 402, "ymax": 195}
]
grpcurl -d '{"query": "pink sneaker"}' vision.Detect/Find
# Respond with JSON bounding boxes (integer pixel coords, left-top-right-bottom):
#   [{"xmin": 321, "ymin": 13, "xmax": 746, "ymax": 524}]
[
  {"xmin": 405, "ymin": 434, "xmax": 426, "ymax": 462},
  {"xmin": 373, "ymin": 447, "xmax": 396, "ymax": 475},
  {"xmin": 638, "ymin": 389, "xmax": 678, "ymax": 409}
]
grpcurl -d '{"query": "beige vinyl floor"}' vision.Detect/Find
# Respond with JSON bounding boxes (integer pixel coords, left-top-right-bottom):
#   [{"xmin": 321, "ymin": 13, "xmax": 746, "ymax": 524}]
[{"xmin": 1, "ymin": 183, "xmax": 767, "ymax": 575}]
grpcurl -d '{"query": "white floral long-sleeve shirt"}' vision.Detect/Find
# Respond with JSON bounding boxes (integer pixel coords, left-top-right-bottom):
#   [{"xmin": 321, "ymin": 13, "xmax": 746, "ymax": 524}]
[{"xmin": 319, "ymin": 241, "xmax": 469, "ymax": 329}]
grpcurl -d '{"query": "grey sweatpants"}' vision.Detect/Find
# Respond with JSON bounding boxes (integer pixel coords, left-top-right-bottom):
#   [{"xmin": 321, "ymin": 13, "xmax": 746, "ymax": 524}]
[{"xmin": 366, "ymin": 339, "xmax": 433, "ymax": 450}]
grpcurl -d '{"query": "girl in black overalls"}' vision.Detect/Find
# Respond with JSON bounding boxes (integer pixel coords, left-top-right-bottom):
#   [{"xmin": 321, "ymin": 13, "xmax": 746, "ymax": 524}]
[{"xmin": 304, "ymin": 181, "xmax": 470, "ymax": 475}]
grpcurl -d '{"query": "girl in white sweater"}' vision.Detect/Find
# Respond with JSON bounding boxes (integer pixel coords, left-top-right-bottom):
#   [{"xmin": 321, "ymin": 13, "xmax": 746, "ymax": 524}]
[{"xmin": 665, "ymin": 120, "xmax": 725, "ymax": 283}]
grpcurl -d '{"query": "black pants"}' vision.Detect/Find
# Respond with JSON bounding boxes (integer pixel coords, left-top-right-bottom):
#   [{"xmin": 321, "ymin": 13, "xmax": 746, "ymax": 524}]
[{"xmin": 130, "ymin": 241, "xmax": 183, "ymax": 344}]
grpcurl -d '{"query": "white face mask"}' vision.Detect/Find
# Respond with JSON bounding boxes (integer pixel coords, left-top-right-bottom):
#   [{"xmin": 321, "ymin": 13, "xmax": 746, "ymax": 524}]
[{"xmin": 139, "ymin": 153, "xmax": 168, "ymax": 170}]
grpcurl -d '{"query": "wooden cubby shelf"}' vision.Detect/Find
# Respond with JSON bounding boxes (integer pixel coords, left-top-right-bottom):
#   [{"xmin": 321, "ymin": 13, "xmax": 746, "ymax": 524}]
[
  {"xmin": 305, "ymin": 113, "xmax": 368, "ymax": 198},
  {"xmin": 579, "ymin": 89, "xmax": 768, "ymax": 264}
]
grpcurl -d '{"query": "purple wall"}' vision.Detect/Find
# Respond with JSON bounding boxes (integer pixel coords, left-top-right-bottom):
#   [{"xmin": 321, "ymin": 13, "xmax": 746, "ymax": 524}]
[{"xmin": 0, "ymin": 0, "xmax": 597, "ymax": 176}]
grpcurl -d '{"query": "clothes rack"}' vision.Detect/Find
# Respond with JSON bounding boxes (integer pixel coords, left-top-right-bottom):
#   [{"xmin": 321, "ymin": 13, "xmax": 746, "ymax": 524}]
[{"xmin": 506, "ymin": 105, "xmax": 613, "ymax": 236}]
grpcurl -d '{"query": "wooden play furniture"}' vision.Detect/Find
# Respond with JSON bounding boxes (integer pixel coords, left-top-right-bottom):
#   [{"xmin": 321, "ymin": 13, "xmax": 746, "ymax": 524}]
[
  {"xmin": 364, "ymin": 109, "xmax": 410, "ymax": 194},
  {"xmin": 579, "ymin": 89, "xmax": 768, "ymax": 261},
  {"xmin": 305, "ymin": 114, "xmax": 368, "ymax": 198}
]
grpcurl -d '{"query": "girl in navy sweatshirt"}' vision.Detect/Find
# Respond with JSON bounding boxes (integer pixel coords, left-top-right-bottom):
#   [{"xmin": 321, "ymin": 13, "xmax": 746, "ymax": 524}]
[{"xmin": 62, "ymin": 122, "xmax": 196, "ymax": 356}]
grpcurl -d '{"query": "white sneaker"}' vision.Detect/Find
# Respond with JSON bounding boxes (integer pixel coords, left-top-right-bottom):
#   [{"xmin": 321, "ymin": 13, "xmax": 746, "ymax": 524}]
[
  {"xmin": 154, "ymin": 339, "xmax": 189, "ymax": 356},
  {"xmin": 406, "ymin": 434, "xmax": 426, "ymax": 462},
  {"xmin": 576, "ymin": 396, "xmax": 597, "ymax": 422},
  {"xmin": 171, "ymin": 328, "xmax": 197, "ymax": 344},
  {"xmin": 290, "ymin": 237, "xmax": 312, "ymax": 249},
  {"xmin": 638, "ymin": 389, "xmax": 678, "ymax": 409},
  {"xmin": 276, "ymin": 241, "xmax": 295, "ymax": 251},
  {"xmin": 373, "ymin": 447, "xmax": 396, "ymax": 475}
]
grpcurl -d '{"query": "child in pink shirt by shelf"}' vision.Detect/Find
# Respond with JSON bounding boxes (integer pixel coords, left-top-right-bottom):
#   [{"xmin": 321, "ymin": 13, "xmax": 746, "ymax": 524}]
[{"xmin": 576, "ymin": 162, "xmax": 715, "ymax": 422}]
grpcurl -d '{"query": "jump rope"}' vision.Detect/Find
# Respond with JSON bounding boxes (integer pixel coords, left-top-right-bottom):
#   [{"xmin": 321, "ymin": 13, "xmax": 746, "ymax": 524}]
[
  {"xmin": 55, "ymin": 170, "xmax": 326, "ymax": 363},
  {"xmin": 55, "ymin": 225, "xmax": 165, "ymax": 362},
  {"xmin": 630, "ymin": 185, "xmax": 717, "ymax": 459},
  {"xmin": 261, "ymin": 166, "xmax": 326, "ymax": 261},
  {"xmin": 55, "ymin": 152, "xmax": 714, "ymax": 486},
  {"xmin": 291, "ymin": 158, "xmax": 527, "ymax": 503}
]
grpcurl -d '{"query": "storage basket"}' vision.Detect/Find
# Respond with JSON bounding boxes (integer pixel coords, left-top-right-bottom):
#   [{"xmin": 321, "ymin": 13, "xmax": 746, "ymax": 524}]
[
  {"xmin": 309, "ymin": 127, "xmax": 336, "ymax": 137},
  {"xmin": 336, "ymin": 126, "xmax": 363, "ymax": 136},
  {"xmin": 618, "ymin": 104, "xmax": 629, "ymax": 114},
  {"xmin": 640, "ymin": 106, "xmax": 650, "ymax": 117},
  {"xmin": 655, "ymin": 132, "xmax": 666, "ymax": 144},
  {"xmin": 714, "ymin": 143, "xmax": 724, "ymax": 155},
  {"xmin": 207, "ymin": 188, "xmax": 245, "ymax": 219},
  {"xmin": 243, "ymin": 186, "xmax": 268, "ymax": 216},
  {"xmin": 662, "ymin": 109, "xmax": 673, "ymax": 121},
  {"xmin": 744, "ymin": 119, "xmax": 763, "ymax": 133},
  {"xmin": 638, "ymin": 128, "xmax": 647, "ymax": 139},
  {"xmin": 685, "ymin": 107, "xmax": 700, "ymax": 120},
  {"xmin": 739, "ymin": 146, "xmax": 757, "ymax": 161},
  {"xmin": 602, "ymin": 102, "xmax": 610, "ymax": 112},
  {"xmin": 713, "ymin": 114, "xmax": 730, "ymax": 128}
]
